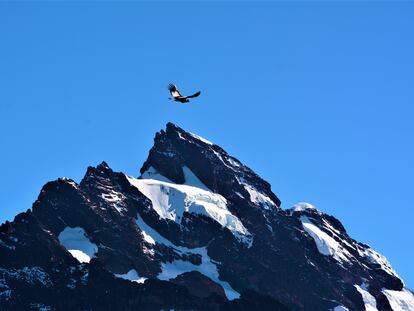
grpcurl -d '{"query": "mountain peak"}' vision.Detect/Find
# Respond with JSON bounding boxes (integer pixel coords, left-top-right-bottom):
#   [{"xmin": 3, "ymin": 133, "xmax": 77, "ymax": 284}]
[
  {"xmin": 165, "ymin": 121, "xmax": 181, "ymax": 132},
  {"xmin": 140, "ymin": 122, "xmax": 281, "ymax": 208},
  {"xmin": 165, "ymin": 122, "xmax": 214, "ymax": 146},
  {"xmin": 97, "ymin": 161, "xmax": 110, "ymax": 170}
]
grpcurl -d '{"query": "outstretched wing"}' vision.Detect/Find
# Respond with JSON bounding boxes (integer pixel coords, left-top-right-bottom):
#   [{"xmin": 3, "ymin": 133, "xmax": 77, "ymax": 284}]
[
  {"xmin": 168, "ymin": 84, "xmax": 182, "ymax": 98},
  {"xmin": 186, "ymin": 91, "xmax": 201, "ymax": 99}
]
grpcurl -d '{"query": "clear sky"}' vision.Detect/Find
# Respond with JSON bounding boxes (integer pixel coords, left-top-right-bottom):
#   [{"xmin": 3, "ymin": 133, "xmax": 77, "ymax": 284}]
[{"xmin": 0, "ymin": 2, "xmax": 413, "ymax": 288}]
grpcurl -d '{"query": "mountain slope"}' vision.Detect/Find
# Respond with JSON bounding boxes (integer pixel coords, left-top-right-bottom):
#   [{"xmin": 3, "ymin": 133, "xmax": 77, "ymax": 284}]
[{"xmin": 1, "ymin": 122, "xmax": 413, "ymax": 311}]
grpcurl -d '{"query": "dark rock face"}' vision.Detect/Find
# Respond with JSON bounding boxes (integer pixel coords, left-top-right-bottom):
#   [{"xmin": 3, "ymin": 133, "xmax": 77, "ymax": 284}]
[
  {"xmin": 171, "ymin": 271, "xmax": 226, "ymax": 299},
  {"xmin": 0, "ymin": 123, "xmax": 409, "ymax": 311}
]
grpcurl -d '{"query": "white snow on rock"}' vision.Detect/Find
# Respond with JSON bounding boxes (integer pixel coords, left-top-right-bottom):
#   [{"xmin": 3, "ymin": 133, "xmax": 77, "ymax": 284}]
[
  {"xmin": 128, "ymin": 168, "xmax": 252, "ymax": 246},
  {"xmin": 294, "ymin": 203, "xmax": 400, "ymax": 278},
  {"xmin": 237, "ymin": 177, "xmax": 275, "ymax": 209},
  {"xmin": 61, "ymin": 177, "xmax": 78, "ymax": 189},
  {"xmin": 100, "ymin": 190, "xmax": 127, "ymax": 214},
  {"xmin": 158, "ymin": 247, "xmax": 240, "ymax": 300},
  {"xmin": 141, "ymin": 166, "xmax": 173, "ymax": 183},
  {"xmin": 300, "ymin": 216, "xmax": 351, "ymax": 263},
  {"xmin": 136, "ymin": 215, "xmax": 175, "ymax": 248},
  {"xmin": 357, "ymin": 245, "xmax": 399, "ymax": 279},
  {"xmin": 140, "ymin": 227, "xmax": 156, "ymax": 245},
  {"xmin": 142, "ymin": 166, "xmax": 209, "ymax": 192},
  {"xmin": 176, "ymin": 130, "xmax": 214, "ymax": 146},
  {"xmin": 58, "ymin": 227, "xmax": 98, "ymax": 263},
  {"xmin": 135, "ymin": 214, "xmax": 240, "ymax": 300},
  {"xmin": 181, "ymin": 166, "xmax": 210, "ymax": 191},
  {"xmin": 355, "ymin": 283, "xmax": 378, "ymax": 311},
  {"xmin": 243, "ymin": 184, "xmax": 275, "ymax": 209},
  {"xmin": 292, "ymin": 202, "xmax": 318, "ymax": 213},
  {"xmin": 332, "ymin": 306, "xmax": 349, "ymax": 311},
  {"xmin": 382, "ymin": 288, "xmax": 414, "ymax": 311},
  {"xmin": 188, "ymin": 132, "xmax": 213, "ymax": 145},
  {"xmin": 114, "ymin": 269, "xmax": 147, "ymax": 284},
  {"xmin": 226, "ymin": 156, "xmax": 241, "ymax": 168}
]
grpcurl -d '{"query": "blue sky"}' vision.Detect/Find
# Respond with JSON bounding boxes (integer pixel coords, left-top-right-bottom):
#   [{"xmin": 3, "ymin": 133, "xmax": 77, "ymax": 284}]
[{"xmin": 0, "ymin": 2, "xmax": 413, "ymax": 288}]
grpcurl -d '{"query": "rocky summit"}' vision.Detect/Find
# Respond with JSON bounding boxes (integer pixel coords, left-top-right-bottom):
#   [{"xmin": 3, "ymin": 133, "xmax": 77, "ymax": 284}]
[{"xmin": 1, "ymin": 122, "xmax": 413, "ymax": 311}]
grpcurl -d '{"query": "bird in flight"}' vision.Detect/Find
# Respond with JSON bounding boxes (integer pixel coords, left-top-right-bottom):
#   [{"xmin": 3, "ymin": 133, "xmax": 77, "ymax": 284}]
[{"xmin": 168, "ymin": 84, "xmax": 201, "ymax": 103}]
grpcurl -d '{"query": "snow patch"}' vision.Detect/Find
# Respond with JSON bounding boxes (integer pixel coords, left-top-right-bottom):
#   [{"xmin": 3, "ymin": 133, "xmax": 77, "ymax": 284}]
[
  {"xmin": 243, "ymin": 184, "xmax": 275, "ymax": 209},
  {"xmin": 142, "ymin": 166, "xmax": 211, "ymax": 191},
  {"xmin": 135, "ymin": 215, "xmax": 240, "ymax": 300},
  {"xmin": 292, "ymin": 202, "xmax": 317, "ymax": 213},
  {"xmin": 158, "ymin": 247, "xmax": 240, "ymax": 300},
  {"xmin": 114, "ymin": 269, "xmax": 146, "ymax": 284},
  {"xmin": 300, "ymin": 216, "xmax": 351, "ymax": 263},
  {"xmin": 382, "ymin": 288, "xmax": 414, "ymax": 311},
  {"xmin": 136, "ymin": 215, "xmax": 174, "ymax": 247},
  {"xmin": 100, "ymin": 189, "xmax": 127, "ymax": 214},
  {"xmin": 355, "ymin": 283, "xmax": 378, "ymax": 311},
  {"xmin": 182, "ymin": 166, "xmax": 210, "ymax": 191},
  {"xmin": 189, "ymin": 132, "xmax": 213, "ymax": 145},
  {"xmin": 128, "ymin": 171, "xmax": 252, "ymax": 246},
  {"xmin": 237, "ymin": 177, "xmax": 275, "ymax": 209},
  {"xmin": 58, "ymin": 227, "xmax": 98, "ymax": 263},
  {"xmin": 211, "ymin": 149, "xmax": 232, "ymax": 169},
  {"xmin": 332, "ymin": 306, "xmax": 349, "ymax": 311},
  {"xmin": 227, "ymin": 157, "xmax": 241, "ymax": 168},
  {"xmin": 141, "ymin": 166, "xmax": 174, "ymax": 183},
  {"xmin": 357, "ymin": 246, "xmax": 399, "ymax": 278},
  {"xmin": 140, "ymin": 228, "xmax": 156, "ymax": 245},
  {"xmin": 61, "ymin": 177, "xmax": 78, "ymax": 189}
]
